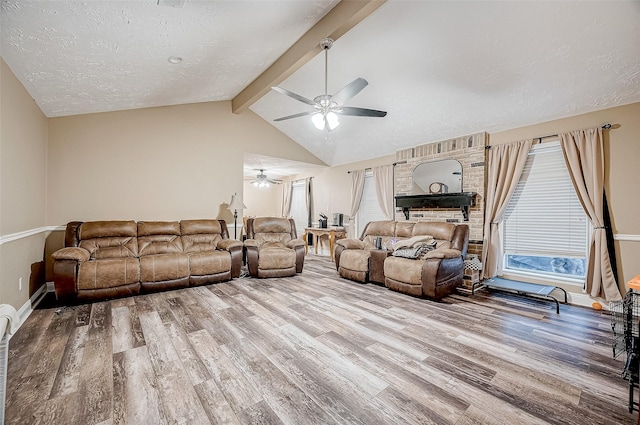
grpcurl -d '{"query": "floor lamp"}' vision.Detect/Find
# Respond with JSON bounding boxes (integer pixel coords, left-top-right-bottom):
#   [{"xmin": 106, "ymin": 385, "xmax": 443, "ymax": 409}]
[{"xmin": 228, "ymin": 193, "xmax": 246, "ymax": 239}]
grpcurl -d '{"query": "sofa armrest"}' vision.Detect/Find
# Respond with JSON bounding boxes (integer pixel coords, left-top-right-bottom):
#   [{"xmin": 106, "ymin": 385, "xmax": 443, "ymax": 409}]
[
  {"xmin": 52, "ymin": 247, "xmax": 89, "ymax": 302},
  {"xmin": 335, "ymin": 238, "xmax": 366, "ymax": 271},
  {"xmin": 286, "ymin": 239, "xmax": 305, "ymax": 249},
  {"xmin": 244, "ymin": 239, "xmax": 259, "ymax": 248},
  {"xmin": 52, "ymin": 247, "xmax": 90, "ymax": 262},
  {"xmin": 286, "ymin": 240, "xmax": 306, "ymax": 273},
  {"xmin": 336, "ymin": 238, "xmax": 365, "ymax": 250},
  {"xmin": 423, "ymin": 248, "xmax": 462, "ymax": 260},
  {"xmin": 216, "ymin": 239, "xmax": 243, "ymax": 278},
  {"xmin": 244, "ymin": 239, "xmax": 259, "ymax": 276},
  {"xmin": 217, "ymin": 239, "xmax": 243, "ymax": 251},
  {"xmin": 420, "ymin": 253, "xmax": 464, "ymax": 299}
]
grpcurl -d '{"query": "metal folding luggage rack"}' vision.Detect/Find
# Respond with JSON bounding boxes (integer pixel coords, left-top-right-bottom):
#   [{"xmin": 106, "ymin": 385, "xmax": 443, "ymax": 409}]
[{"xmin": 611, "ymin": 275, "xmax": 640, "ymax": 414}]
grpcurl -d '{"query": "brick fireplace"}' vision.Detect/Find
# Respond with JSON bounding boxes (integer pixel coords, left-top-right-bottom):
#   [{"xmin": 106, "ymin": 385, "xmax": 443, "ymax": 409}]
[{"xmin": 394, "ymin": 131, "xmax": 487, "ymax": 286}]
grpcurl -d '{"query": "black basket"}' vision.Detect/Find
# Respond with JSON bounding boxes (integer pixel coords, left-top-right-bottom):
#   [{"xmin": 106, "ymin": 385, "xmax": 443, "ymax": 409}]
[{"xmin": 611, "ymin": 290, "xmax": 640, "ymax": 412}]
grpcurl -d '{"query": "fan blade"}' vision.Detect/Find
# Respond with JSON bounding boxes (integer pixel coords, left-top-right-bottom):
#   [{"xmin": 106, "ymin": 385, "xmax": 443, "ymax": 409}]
[
  {"xmin": 330, "ymin": 78, "xmax": 368, "ymax": 105},
  {"xmin": 274, "ymin": 111, "xmax": 316, "ymax": 122},
  {"xmin": 271, "ymin": 86, "xmax": 316, "ymax": 106},
  {"xmin": 336, "ymin": 106, "xmax": 387, "ymax": 117}
]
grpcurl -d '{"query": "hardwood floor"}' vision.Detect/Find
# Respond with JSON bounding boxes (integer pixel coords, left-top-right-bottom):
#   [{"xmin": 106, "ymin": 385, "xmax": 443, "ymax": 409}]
[{"xmin": 5, "ymin": 255, "xmax": 635, "ymax": 424}]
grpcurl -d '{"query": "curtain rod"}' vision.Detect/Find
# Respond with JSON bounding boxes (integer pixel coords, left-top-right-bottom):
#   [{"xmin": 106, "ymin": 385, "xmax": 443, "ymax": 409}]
[
  {"xmin": 346, "ymin": 162, "xmax": 401, "ymax": 174},
  {"xmin": 532, "ymin": 123, "xmax": 612, "ymax": 143},
  {"xmin": 347, "ymin": 167, "xmax": 371, "ymax": 174},
  {"xmin": 486, "ymin": 123, "xmax": 612, "ymax": 149}
]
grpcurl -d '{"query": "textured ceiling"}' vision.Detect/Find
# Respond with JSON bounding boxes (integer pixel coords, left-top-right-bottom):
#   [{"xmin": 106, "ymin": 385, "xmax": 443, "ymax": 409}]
[
  {"xmin": 2, "ymin": 0, "xmax": 640, "ymax": 171},
  {"xmin": 0, "ymin": 0, "xmax": 338, "ymax": 116},
  {"xmin": 243, "ymin": 153, "xmax": 325, "ymax": 180}
]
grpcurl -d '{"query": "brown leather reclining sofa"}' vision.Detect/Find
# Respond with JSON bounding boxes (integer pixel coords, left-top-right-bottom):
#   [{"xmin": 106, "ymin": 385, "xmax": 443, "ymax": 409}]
[
  {"xmin": 52, "ymin": 219, "xmax": 243, "ymax": 302},
  {"xmin": 335, "ymin": 220, "xmax": 469, "ymax": 299}
]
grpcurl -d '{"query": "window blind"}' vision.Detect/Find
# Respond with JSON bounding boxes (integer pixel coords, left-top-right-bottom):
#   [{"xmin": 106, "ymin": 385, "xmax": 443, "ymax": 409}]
[{"xmin": 503, "ymin": 141, "xmax": 588, "ymax": 258}]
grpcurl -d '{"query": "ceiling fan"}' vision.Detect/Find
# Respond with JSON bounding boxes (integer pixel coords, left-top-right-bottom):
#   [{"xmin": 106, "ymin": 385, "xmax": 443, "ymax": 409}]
[
  {"xmin": 272, "ymin": 38, "xmax": 387, "ymax": 131},
  {"xmin": 251, "ymin": 169, "xmax": 282, "ymax": 188}
]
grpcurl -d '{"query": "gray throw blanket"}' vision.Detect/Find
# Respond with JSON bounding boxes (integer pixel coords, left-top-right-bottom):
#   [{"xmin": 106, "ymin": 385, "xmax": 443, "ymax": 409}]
[{"xmin": 392, "ymin": 239, "xmax": 437, "ymax": 259}]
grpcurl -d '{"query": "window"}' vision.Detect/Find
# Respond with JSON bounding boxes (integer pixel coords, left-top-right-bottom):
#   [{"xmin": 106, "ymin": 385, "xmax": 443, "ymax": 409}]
[
  {"xmin": 289, "ymin": 181, "xmax": 307, "ymax": 237},
  {"xmin": 502, "ymin": 141, "xmax": 588, "ymax": 283},
  {"xmin": 357, "ymin": 171, "xmax": 387, "ymax": 235}
]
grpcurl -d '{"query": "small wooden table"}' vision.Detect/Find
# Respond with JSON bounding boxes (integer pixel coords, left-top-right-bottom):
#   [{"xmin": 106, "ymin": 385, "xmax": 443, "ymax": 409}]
[{"xmin": 302, "ymin": 227, "xmax": 346, "ymax": 261}]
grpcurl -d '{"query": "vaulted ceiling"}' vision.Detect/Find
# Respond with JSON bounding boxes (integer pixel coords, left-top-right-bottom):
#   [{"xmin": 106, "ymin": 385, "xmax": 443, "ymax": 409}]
[{"xmin": 2, "ymin": 0, "xmax": 639, "ymax": 174}]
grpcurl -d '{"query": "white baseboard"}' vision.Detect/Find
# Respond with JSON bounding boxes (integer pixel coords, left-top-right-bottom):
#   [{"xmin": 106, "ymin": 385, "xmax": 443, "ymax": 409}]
[
  {"xmin": 11, "ymin": 282, "xmax": 55, "ymax": 340},
  {"xmin": 565, "ymin": 291, "xmax": 609, "ymax": 311}
]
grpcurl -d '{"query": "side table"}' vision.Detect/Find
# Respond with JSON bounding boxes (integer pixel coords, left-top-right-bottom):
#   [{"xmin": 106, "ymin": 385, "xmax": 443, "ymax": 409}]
[{"xmin": 302, "ymin": 227, "xmax": 346, "ymax": 262}]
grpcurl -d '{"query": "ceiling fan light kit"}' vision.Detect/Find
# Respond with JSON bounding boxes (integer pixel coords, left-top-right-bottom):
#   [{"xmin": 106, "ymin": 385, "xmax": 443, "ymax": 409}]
[
  {"xmin": 251, "ymin": 169, "xmax": 282, "ymax": 188},
  {"xmin": 272, "ymin": 38, "xmax": 387, "ymax": 131}
]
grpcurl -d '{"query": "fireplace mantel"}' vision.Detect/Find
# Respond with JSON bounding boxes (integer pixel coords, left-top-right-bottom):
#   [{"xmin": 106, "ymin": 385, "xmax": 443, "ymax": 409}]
[{"xmin": 395, "ymin": 192, "xmax": 477, "ymax": 221}]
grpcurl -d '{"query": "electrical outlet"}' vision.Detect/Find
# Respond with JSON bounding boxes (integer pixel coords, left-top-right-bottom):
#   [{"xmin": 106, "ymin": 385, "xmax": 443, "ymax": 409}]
[{"xmin": 19, "ymin": 277, "xmax": 23, "ymax": 291}]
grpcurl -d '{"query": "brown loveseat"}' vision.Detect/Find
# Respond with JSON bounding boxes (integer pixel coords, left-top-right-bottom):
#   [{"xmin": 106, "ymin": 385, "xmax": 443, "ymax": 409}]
[
  {"xmin": 52, "ymin": 219, "xmax": 243, "ymax": 302},
  {"xmin": 335, "ymin": 220, "xmax": 469, "ymax": 299},
  {"xmin": 244, "ymin": 217, "xmax": 305, "ymax": 278}
]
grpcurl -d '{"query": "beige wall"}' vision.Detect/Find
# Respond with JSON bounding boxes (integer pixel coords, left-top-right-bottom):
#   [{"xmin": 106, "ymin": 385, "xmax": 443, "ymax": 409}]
[
  {"xmin": 489, "ymin": 102, "xmax": 640, "ymax": 292},
  {"xmin": 243, "ymin": 180, "xmax": 282, "ymax": 219},
  {"xmin": 47, "ymin": 101, "xmax": 324, "ymax": 225},
  {"xmin": 0, "ymin": 58, "xmax": 48, "ymax": 309}
]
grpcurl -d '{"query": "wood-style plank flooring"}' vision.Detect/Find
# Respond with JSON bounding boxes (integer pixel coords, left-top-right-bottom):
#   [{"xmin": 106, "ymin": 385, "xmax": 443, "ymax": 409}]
[{"xmin": 5, "ymin": 255, "xmax": 635, "ymax": 424}]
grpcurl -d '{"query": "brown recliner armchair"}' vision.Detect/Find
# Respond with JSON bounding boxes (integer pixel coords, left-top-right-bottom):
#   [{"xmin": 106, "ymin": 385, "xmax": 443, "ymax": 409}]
[{"xmin": 244, "ymin": 217, "xmax": 305, "ymax": 278}]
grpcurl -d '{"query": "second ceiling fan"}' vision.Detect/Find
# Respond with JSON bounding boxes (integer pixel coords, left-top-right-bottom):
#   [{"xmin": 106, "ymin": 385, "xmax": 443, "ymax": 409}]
[{"xmin": 272, "ymin": 38, "xmax": 387, "ymax": 131}]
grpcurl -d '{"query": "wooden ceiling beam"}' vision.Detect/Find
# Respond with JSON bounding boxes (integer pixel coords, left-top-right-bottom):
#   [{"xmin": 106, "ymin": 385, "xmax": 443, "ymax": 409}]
[{"xmin": 231, "ymin": 0, "xmax": 387, "ymax": 114}]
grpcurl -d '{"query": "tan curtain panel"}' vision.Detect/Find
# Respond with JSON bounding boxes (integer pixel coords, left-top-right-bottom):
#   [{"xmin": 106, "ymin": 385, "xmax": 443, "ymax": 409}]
[
  {"xmin": 373, "ymin": 165, "xmax": 394, "ymax": 220},
  {"xmin": 281, "ymin": 181, "xmax": 293, "ymax": 217},
  {"xmin": 560, "ymin": 128, "xmax": 621, "ymax": 301},
  {"xmin": 349, "ymin": 170, "xmax": 366, "ymax": 238},
  {"xmin": 481, "ymin": 139, "xmax": 532, "ymax": 278}
]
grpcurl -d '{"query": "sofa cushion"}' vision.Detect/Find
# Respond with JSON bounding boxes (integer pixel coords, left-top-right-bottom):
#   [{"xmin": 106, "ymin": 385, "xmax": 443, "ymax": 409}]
[
  {"xmin": 412, "ymin": 221, "xmax": 456, "ymax": 240},
  {"xmin": 258, "ymin": 245, "xmax": 296, "ymax": 270},
  {"xmin": 339, "ymin": 249, "xmax": 371, "ymax": 272},
  {"xmin": 395, "ymin": 222, "xmax": 415, "ymax": 238},
  {"xmin": 252, "ymin": 217, "xmax": 293, "ymax": 234},
  {"xmin": 77, "ymin": 258, "xmax": 140, "ymax": 290},
  {"xmin": 188, "ymin": 251, "xmax": 231, "ymax": 276},
  {"xmin": 182, "ymin": 234, "xmax": 222, "ymax": 253},
  {"xmin": 181, "ymin": 220, "xmax": 225, "ymax": 253},
  {"xmin": 140, "ymin": 253, "xmax": 189, "ymax": 282},
  {"xmin": 78, "ymin": 220, "xmax": 139, "ymax": 259},
  {"xmin": 181, "ymin": 219, "xmax": 222, "ymax": 236},
  {"xmin": 384, "ymin": 257, "xmax": 423, "ymax": 285},
  {"xmin": 137, "ymin": 221, "xmax": 183, "ymax": 256},
  {"xmin": 364, "ymin": 220, "xmax": 396, "ymax": 236},
  {"xmin": 79, "ymin": 221, "xmax": 137, "ymax": 239},
  {"xmin": 251, "ymin": 218, "xmax": 294, "ymax": 246},
  {"xmin": 79, "ymin": 237, "xmax": 138, "ymax": 259}
]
